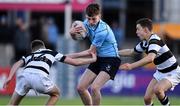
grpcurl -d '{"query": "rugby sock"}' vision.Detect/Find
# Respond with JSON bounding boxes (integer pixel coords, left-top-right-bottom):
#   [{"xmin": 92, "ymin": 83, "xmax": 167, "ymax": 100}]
[
  {"xmin": 151, "ymin": 103, "xmax": 154, "ymax": 106},
  {"xmin": 159, "ymin": 95, "xmax": 170, "ymax": 106}
]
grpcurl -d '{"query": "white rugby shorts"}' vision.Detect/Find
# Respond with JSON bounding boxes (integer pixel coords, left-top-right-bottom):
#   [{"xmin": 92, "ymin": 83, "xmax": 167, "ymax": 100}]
[
  {"xmin": 153, "ymin": 66, "xmax": 180, "ymax": 90},
  {"xmin": 15, "ymin": 70, "xmax": 54, "ymax": 96}
]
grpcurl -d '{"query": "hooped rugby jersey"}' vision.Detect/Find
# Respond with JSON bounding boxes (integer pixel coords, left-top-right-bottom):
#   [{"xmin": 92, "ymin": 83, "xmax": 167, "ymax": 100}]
[
  {"xmin": 134, "ymin": 34, "xmax": 179, "ymax": 73},
  {"xmin": 21, "ymin": 49, "xmax": 66, "ymax": 75}
]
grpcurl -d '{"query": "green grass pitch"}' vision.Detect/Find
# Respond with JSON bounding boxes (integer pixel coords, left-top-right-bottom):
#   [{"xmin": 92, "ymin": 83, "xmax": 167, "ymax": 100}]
[{"xmin": 1, "ymin": 96, "xmax": 180, "ymax": 105}]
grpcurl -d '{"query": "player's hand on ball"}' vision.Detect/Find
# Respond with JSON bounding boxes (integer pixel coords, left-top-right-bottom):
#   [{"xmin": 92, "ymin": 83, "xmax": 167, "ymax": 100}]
[
  {"xmin": 75, "ymin": 26, "xmax": 86, "ymax": 32},
  {"xmin": 70, "ymin": 26, "xmax": 82, "ymax": 34},
  {"xmin": 119, "ymin": 63, "xmax": 132, "ymax": 70},
  {"xmin": 70, "ymin": 21, "xmax": 87, "ymax": 40}
]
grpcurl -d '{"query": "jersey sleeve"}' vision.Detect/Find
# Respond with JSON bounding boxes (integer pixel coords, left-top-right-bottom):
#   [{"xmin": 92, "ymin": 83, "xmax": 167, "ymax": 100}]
[
  {"xmin": 55, "ymin": 52, "xmax": 66, "ymax": 62},
  {"xmin": 134, "ymin": 42, "xmax": 144, "ymax": 53},
  {"xmin": 148, "ymin": 39, "xmax": 164, "ymax": 54},
  {"xmin": 21, "ymin": 56, "xmax": 26, "ymax": 67}
]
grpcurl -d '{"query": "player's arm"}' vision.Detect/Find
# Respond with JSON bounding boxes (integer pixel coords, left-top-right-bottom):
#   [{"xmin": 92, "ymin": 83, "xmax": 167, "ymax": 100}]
[
  {"xmin": 118, "ymin": 49, "xmax": 136, "ymax": 56},
  {"xmin": 3, "ymin": 59, "xmax": 24, "ymax": 88},
  {"xmin": 120, "ymin": 53, "xmax": 156, "ymax": 70},
  {"xmin": 63, "ymin": 52, "xmax": 97, "ymax": 66},
  {"xmin": 66, "ymin": 45, "xmax": 96, "ymax": 58},
  {"xmin": 129, "ymin": 52, "xmax": 156, "ymax": 68},
  {"xmin": 66, "ymin": 49, "xmax": 90, "ymax": 58}
]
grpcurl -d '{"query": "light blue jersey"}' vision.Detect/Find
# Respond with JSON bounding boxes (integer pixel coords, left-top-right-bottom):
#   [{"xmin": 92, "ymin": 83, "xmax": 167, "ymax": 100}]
[{"xmin": 83, "ymin": 19, "xmax": 119, "ymax": 57}]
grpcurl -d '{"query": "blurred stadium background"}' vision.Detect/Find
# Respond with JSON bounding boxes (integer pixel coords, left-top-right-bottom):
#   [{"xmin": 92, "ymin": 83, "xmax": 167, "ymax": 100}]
[{"xmin": 0, "ymin": 0, "xmax": 180, "ymax": 105}]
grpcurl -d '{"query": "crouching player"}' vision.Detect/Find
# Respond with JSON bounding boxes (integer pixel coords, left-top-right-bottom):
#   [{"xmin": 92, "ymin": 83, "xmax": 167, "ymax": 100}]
[
  {"xmin": 3, "ymin": 39, "xmax": 96, "ymax": 105},
  {"xmin": 119, "ymin": 18, "xmax": 180, "ymax": 106}
]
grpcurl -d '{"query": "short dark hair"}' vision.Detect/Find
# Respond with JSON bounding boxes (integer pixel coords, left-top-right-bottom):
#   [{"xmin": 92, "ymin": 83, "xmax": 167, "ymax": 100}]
[
  {"xmin": 31, "ymin": 39, "xmax": 45, "ymax": 51},
  {"xmin": 85, "ymin": 3, "xmax": 101, "ymax": 17},
  {"xmin": 136, "ymin": 18, "xmax": 153, "ymax": 31}
]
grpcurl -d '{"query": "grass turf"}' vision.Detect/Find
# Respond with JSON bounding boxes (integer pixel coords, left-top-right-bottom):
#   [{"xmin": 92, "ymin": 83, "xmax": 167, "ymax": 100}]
[{"xmin": 0, "ymin": 96, "xmax": 180, "ymax": 105}]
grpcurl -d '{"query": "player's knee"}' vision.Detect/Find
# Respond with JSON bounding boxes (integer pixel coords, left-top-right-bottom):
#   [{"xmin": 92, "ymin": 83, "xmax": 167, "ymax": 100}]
[
  {"xmin": 53, "ymin": 92, "xmax": 60, "ymax": 99},
  {"xmin": 154, "ymin": 85, "xmax": 163, "ymax": 95},
  {"xmin": 50, "ymin": 88, "xmax": 60, "ymax": 98},
  {"xmin": 77, "ymin": 85, "xmax": 86, "ymax": 93},
  {"xmin": 57, "ymin": 89, "xmax": 60, "ymax": 97},
  {"xmin": 91, "ymin": 84, "xmax": 100, "ymax": 93}
]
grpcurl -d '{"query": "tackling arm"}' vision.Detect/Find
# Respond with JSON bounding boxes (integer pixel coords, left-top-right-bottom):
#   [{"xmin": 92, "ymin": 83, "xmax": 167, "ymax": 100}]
[
  {"xmin": 118, "ymin": 49, "xmax": 135, "ymax": 56},
  {"xmin": 64, "ymin": 52, "xmax": 97, "ymax": 66},
  {"xmin": 3, "ymin": 59, "xmax": 24, "ymax": 88},
  {"xmin": 66, "ymin": 49, "xmax": 91, "ymax": 58},
  {"xmin": 120, "ymin": 53, "xmax": 156, "ymax": 70},
  {"xmin": 66, "ymin": 45, "xmax": 97, "ymax": 58},
  {"xmin": 130, "ymin": 53, "xmax": 156, "ymax": 69}
]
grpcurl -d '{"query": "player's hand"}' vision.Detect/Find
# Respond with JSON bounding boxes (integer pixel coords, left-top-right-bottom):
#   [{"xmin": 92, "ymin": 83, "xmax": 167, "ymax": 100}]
[
  {"xmin": 119, "ymin": 63, "xmax": 132, "ymax": 70},
  {"xmin": 3, "ymin": 77, "xmax": 11, "ymax": 89},
  {"xmin": 90, "ymin": 52, "xmax": 97, "ymax": 61},
  {"xmin": 75, "ymin": 26, "xmax": 86, "ymax": 32},
  {"xmin": 70, "ymin": 26, "xmax": 85, "ymax": 34}
]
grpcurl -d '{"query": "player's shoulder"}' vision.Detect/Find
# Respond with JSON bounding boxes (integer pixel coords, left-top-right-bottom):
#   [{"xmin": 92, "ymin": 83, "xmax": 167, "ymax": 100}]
[
  {"xmin": 84, "ymin": 19, "xmax": 107, "ymax": 29},
  {"xmin": 149, "ymin": 34, "xmax": 161, "ymax": 40},
  {"xmin": 34, "ymin": 49, "xmax": 52, "ymax": 53},
  {"xmin": 98, "ymin": 20, "xmax": 107, "ymax": 28},
  {"xmin": 96, "ymin": 20, "xmax": 108, "ymax": 32},
  {"xmin": 83, "ymin": 19, "xmax": 88, "ymax": 25},
  {"xmin": 33, "ymin": 49, "xmax": 58, "ymax": 56}
]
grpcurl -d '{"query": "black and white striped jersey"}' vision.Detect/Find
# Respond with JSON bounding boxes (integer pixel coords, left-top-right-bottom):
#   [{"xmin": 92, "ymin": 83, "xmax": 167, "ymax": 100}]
[
  {"xmin": 134, "ymin": 34, "xmax": 179, "ymax": 73},
  {"xmin": 21, "ymin": 49, "xmax": 66, "ymax": 75}
]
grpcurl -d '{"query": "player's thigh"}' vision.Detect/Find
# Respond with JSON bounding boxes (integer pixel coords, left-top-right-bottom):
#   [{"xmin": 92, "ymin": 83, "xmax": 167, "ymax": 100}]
[
  {"xmin": 100, "ymin": 57, "xmax": 121, "ymax": 80},
  {"xmin": 9, "ymin": 92, "xmax": 25, "ymax": 105},
  {"xmin": 145, "ymin": 78, "xmax": 157, "ymax": 98},
  {"xmin": 91, "ymin": 71, "xmax": 110, "ymax": 89},
  {"xmin": 155, "ymin": 79, "xmax": 172, "ymax": 92},
  {"xmin": 78, "ymin": 68, "xmax": 97, "ymax": 89},
  {"xmin": 15, "ymin": 73, "xmax": 30, "ymax": 96}
]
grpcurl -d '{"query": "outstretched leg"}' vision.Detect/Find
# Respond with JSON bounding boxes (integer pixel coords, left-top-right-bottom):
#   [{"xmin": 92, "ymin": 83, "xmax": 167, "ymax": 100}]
[
  {"xmin": 8, "ymin": 92, "xmax": 25, "ymax": 105},
  {"xmin": 154, "ymin": 79, "xmax": 172, "ymax": 106},
  {"xmin": 144, "ymin": 78, "xmax": 157, "ymax": 106},
  {"xmin": 46, "ymin": 85, "xmax": 60, "ymax": 105},
  {"xmin": 91, "ymin": 71, "xmax": 110, "ymax": 106},
  {"xmin": 77, "ymin": 69, "xmax": 97, "ymax": 105}
]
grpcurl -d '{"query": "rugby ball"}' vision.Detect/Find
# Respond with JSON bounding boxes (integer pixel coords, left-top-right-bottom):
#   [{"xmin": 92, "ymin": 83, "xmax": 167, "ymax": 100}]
[{"xmin": 71, "ymin": 20, "xmax": 87, "ymax": 40}]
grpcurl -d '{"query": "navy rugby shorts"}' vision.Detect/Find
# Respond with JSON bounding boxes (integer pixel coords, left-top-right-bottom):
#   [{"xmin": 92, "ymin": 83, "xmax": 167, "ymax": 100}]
[{"xmin": 88, "ymin": 57, "xmax": 121, "ymax": 80}]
